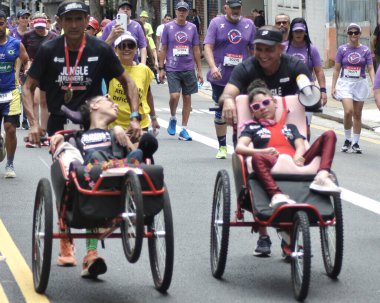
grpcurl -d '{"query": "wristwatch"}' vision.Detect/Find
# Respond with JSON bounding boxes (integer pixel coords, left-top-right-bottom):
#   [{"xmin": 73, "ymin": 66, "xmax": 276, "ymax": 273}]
[{"xmin": 130, "ymin": 111, "xmax": 141, "ymax": 121}]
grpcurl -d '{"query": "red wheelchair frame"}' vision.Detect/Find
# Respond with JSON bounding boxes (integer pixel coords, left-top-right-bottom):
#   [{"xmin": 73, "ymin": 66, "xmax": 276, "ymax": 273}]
[{"xmin": 210, "ymin": 95, "xmax": 344, "ymax": 301}]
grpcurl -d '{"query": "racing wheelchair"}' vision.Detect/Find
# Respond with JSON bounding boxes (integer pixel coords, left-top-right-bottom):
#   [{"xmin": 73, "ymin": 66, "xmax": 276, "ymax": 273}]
[
  {"xmin": 32, "ymin": 129, "xmax": 174, "ymax": 294},
  {"xmin": 210, "ymin": 94, "xmax": 343, "ymax": 301}
]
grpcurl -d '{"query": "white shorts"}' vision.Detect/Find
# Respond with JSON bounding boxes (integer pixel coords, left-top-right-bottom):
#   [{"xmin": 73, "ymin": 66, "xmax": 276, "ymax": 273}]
[{"xmin": 335, "ymin": 77, "xmax": 370, "ymax": 101}]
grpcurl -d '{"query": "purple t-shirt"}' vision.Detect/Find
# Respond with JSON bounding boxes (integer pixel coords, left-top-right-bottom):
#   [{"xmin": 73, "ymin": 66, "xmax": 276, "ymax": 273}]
[
  {"xmin": 160, "ymin": 21, "xmax": 200, "ymax": 72},
  {"xmin": 101, "ymin": 19, "xmax": 147, "ymax": 49},
  {"xmin": 204, "ymin": 15, "xmax": 255, "ymax": 86},
  {"xmin": 335, "ymin": 43, "xmax": 372, "ymax": 79},
  {"xmin": 374, "ymin": 66, "xmax": 380, "ymax": 89},
  {"xmin": 9, "ymin": 27, "xmax": 26, "ymax": 41},
  {"xmin": 286, "ymin": 43, "xmax": 322, "ymax": 74}
]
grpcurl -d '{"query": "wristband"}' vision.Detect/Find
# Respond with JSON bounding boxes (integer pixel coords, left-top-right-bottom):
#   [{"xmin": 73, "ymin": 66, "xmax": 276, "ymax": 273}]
[
  {"xmin": 130, "ymin": 111, "xmax": 141, "ymax": 120},
  {"xmin": 320, "ymin": 87, "xmax": 327, "ymax": 93}
]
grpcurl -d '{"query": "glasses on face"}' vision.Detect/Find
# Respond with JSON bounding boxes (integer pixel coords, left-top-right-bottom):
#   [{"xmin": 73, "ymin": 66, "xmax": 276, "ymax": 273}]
[
  {"xmin": 117, "ymin": 41, "xmax": 136, "ymax": 50},
  {"xmin": 250, "ymin": 99, "xmax": 272, "ymax": 112},
  {"xmin": 348, "ymin": 31, "xmax": 360, "ymax": 36},
  {"xmin": 276, "ymin": 21, "xmax": 288, "ymax": 26}
]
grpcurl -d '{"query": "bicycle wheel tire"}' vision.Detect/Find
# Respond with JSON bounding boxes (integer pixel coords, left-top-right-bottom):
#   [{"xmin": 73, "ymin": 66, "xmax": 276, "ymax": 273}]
[
  {"xmin": 148, "ymin": 188, "xmax": 174, "ymax": 292},
  {"xmin": 320, "ymin": 195, "xmax": 344, "ymax": 278},
  {"xmin": 120, "ymin": 170, "xmax": 144, "ymax": 263},
  {"xmin": 291, "ymin": 211, "xmax": 311, "ymax": 302},
  {"xmin": 32, "ymin": 178, "xmax": 53, "ymax": 293},
  {"xmin": 210, "ymin": 169, "xmax": 231, "ymax": 279}
]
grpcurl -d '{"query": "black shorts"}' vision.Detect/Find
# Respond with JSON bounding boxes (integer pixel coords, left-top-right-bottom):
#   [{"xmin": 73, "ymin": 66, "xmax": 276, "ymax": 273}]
[{"xmin": 0, "ymin": 114, "xmax": 19, "ymax": 127}]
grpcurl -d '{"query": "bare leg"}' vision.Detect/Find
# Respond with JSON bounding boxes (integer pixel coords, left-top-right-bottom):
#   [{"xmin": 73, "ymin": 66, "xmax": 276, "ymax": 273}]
[
  {"xmin": 341, "ymin": 98, "xmax": 353, "ymax": 130},
  {"xmin": 169, "ymin": 92, "xmax": 180, "ymax": 117},
  {"xmin": 352, "ymin": 101, "xmax": 364, "ymax": 135},
  {"xmin": 4, "ymin": 122, "xmax": 16, "ymax": 161},
  {"xmin": 181, "ymin": 94, "xmax": 191, "ymax": 126}
]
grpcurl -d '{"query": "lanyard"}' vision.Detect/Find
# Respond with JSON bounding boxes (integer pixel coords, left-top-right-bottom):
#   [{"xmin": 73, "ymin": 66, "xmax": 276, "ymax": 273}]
[{"xmin": 64, "ymin": 34, "xmax": 86, "ymax": 90}]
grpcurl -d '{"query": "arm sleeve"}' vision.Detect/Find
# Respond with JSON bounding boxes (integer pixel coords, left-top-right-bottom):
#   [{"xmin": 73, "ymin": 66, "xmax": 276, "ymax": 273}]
[
  {"xmin": 137, "ymin": 25, "xmax": 147, "ymax": 49},
  {"xmin": 27, "ymin": 46, "xmax": 46, "ymax": 81},
  {"xmin": 203, "ymin": 19, "xmax": 216, "ymax": 45},
  {"xmin": 161, "ymin": 25, "xmax": 168, "ymax": 46}
]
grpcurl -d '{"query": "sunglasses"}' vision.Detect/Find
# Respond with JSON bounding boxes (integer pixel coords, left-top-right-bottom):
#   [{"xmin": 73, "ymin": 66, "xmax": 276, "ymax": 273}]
[
  {"xmin": 117, "ymin": 41, "xmax": 136, "ymax": 50},
  {"xmin": 347, "ymin": 31, "xmax": 360, "ymax": 36},
  {"xmin": 276, "ymin": 21, "xmax": 288, "ymax": 25},
  {"xmin": 250, "ymin": 99, "xmax": 272, "ymax": 112}
]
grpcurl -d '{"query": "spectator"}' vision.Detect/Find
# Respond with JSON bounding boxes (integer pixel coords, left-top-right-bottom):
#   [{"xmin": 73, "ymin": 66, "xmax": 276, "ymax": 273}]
[
  {"xmin": 155, "ymin": 14, "xmax": 172, "ymax": 50},
  {"xmin": 191, "ymin": 9, "xmax": 202, "ymax": 35},
  {"xmin": 85, "ymin": 16, "xmax": 99, "ymax": 36},
  {"xmin": 331, "ymin": 23, "xmax": 375, "ymax": 154},
  {"xmin": 274, "ymin": 13, "xmax": 290, "ymax": 42}
]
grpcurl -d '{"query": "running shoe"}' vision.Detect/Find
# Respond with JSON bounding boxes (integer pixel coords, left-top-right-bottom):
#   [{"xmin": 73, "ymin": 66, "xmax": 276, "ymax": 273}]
[
  {"xmin": 57, "ymin": 238, "xmax": 77, "ymax": 266},
  {"xmin": 81, "ymin": 250, "xmax": 107, "ymax": 278},
  {"xmin": 253, "ymin": 235, "xmax": 271, "ymax": 257},
  {"xmin": 215, "ymin": 146, "xmax": 227, "ymax": 159},
  {"xmin": 178, "ymin": 128, "xmax": 192, "ymax": 141},
  {"xmin": 341, "ymin": 139, "xmax": 351, "ymax": 152},
  {"xmin": 310, "ymin": 175, "xmax": 341, "ymax": 194},
  {"xmin": 351, "ymin": 143, "xmax": 362, "ymax": 154},
  {"xmin": 25, "ymin": 142, "xmax": 39, "ymax": 148},
  {"xmin": 22, "ymin": 120, "xmax": 30, "ymax": 130},
  {"xmin": 0, "ymin": 132, "xmax": 6, "ymax": 163},
  {"xmin": 167, "ymin": 118, "xmax": 177, "ymax": 136},
  {"xmin": 4, "ymin": 163, "xmax": 16, "ymax": 178}
]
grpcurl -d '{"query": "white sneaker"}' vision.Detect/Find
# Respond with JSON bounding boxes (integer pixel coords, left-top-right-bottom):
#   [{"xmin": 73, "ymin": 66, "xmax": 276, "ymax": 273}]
[
  {"xmin": 310, "ymin": 175, "xmax": 341, "ymax": 194},
  {"xmin": 269, "ymin": 194, "xmax": 296, "ymax": 208},
  {"xmin": 0, "ymin": 132, "xmax": 6, "ymax": 163},
  {"xmin": 5, "ymin": 163, "xmax": 16, "ymax": 178}
]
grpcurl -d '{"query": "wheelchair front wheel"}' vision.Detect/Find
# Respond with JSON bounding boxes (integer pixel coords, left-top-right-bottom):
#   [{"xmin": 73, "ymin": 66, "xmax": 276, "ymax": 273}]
[
  {"xmin": 291, "ymin": 211, "xmax": 311, "ymax": 302},
  {"xmin": 120, "ymin": 170, "xmax": 144, "ymax": 263},
  {"xmin": 148, "ymin": 187, "xmax": 174, "ymax": 292},
  {"xmin": 32, "ymin": 178, "xmax": 53, "ymax": 294},
  {"xmin": 320, "ymin": 195, "xmax": 344, "ymax": 278},
  {"xmin": 210, "ymin": 169, "xmax": 231, "ymax": 279}
]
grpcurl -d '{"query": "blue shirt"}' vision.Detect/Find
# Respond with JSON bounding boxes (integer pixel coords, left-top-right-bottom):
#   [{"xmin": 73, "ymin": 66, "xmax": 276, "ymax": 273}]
[{"xmin": 0, "ymin": 36, "xmax": 20, "ymax": 92}]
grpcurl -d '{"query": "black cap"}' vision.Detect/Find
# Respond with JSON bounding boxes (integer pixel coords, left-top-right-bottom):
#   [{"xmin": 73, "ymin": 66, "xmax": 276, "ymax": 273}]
[
  {"xmin": 254, "ymin": 28, "xmax": 283, "ymax": 46},
  {"xmin": 57, "ymin": 1, "xmax": 89, "ymax": 17},
  {"xmin": 226, "ymin": 0, "xmax": 242, "ymax": 8},
  {"xmin": 17, "ymin": 9, "xmax": 30, "ymax": 18},
  {"xmin": 118, "ymin": 1, "xmax": 133, "ymax": 9}
]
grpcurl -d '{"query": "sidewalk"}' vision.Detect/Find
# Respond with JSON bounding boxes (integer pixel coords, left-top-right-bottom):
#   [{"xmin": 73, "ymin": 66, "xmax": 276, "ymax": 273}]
[{"xmin": 199, "ymin": 62, "xmax": 380, "ymax": 133}]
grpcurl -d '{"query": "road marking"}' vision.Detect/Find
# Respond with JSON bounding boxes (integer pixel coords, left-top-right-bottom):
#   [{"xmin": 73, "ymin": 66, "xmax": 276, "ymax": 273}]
[
  {"xmin": 0, "ymin": 283, "xmax": 9, "ymax": 303},
  {"xmin": 0, "ymin": 220, "xmax": 50, "ymax": 303},
  {"xmin": 158, "ymin": 117, "xmax": 380, "ymax": 213}
]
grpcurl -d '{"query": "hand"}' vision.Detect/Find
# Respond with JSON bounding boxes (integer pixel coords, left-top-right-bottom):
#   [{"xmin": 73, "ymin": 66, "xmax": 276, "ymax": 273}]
[
  {"xmin": 159, "ymin": 69, "xmax": 166, "ymax": 83},
  {"xmin": 222, "ymin": 98, "xmax": 237, "ymax": 125},
  {"xmin": 109, "ymin": 24, "xmax": 124, "ymax": 41},
  {"xmin": 197, "ymin": 72, "xmax": 204, "ymax": 85},
  {"xmin": 151, "ymin": 118, "xmax": 160, "ymax": 132},
  {"xmin": 211, "ymin": 66, "xmax": 222, "ymax": 80},
  {"xmin": 331, "ymin": 88, "xmax": 337, "ymax": 100},
  {"xmin": 128, "ymin": 119, "xmax": 142, "ymax": 141},
  {"xmin": 321, "ymin": 92, "xmax": 328, "ymax": 106},
  {"xmin": 49, "ymin": 134, "xmax": 64, "ymax": 154},
  {"xmin": 261, "ymin": 147, "xmax": 279, "ymax": 156},
  {"xmin": 113, "ymin": 125, "xmax": 129, "ymax": 147},
  {"xmin": 293, "ymin": 154, "xmax": 305, "ymax": 166},
  {"xmin": 28, "ymin": 125, "xmax": 42, "ymax": 147}
]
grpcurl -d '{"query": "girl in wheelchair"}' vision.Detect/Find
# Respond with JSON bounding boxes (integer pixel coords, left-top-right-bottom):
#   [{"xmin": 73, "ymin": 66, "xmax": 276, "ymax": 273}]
[
  {"xmin": 235, "ymin": 80, "xmax": 340, "ymax": 256},
  {"xmin": 50, "ymin": 95, "xmax": 158, "ymax": 278}
]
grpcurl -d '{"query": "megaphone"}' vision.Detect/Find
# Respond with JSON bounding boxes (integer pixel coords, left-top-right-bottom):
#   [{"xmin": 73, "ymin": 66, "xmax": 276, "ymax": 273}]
[{"xmin": 296, "ymin": 74, "xmax": 322, "ymax": 112}]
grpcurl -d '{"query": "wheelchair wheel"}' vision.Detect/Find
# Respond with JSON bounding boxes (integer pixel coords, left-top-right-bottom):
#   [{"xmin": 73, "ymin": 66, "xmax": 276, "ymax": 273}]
[
  {"xmin": 210, "ymin": 169, "xmax": 231, "ymax": 279},
  {"xmin": 291, "ymin": 211, "xmax": 311, "ymax": 302},
  {"xmin": 120, "ymin": 170, "xmax": 144, "ymax": 263},
  {"xmin": 320, "ymin": 195, "xmax": 344, "ymax": 278},
  {"xmin": 32, "ymin": 178, "xmax": 53, "ymax": 294},
  {"xmin": 148, "ymin": 188, "xmax": 174, "ymax": 292}
]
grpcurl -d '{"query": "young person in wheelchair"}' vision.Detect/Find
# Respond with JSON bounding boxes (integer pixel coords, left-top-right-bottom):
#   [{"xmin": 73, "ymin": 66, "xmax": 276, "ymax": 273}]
[
  {"xmin": 235, "ymin": 80, "xmax": 340, "ymax": 256},
  {"xmin": 50, "ymin": 95, "xmax": 158, "ymax": 278}
]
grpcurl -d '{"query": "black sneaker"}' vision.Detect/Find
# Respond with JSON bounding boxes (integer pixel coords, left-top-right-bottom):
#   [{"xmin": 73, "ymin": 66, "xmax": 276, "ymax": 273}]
[
  {"xmin": 22, "ymin": 120, "xmax": 29, "ymax": 130},
  {"xmin": 253, "ymin": 235, "xmax": 271, "ymax": 257},
  {"xmin": 341, "ymin": 139, "xmax": 351, "ymax": 152},
  {"xmin": 351, "ymin": 143, "xmax": 362, "ymax": 154}
]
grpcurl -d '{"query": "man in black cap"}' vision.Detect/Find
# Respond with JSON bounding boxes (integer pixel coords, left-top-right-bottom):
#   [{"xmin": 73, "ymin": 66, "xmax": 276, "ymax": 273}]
[
  {"xmin": 22, "ymin": 1, "xmax": 140, "ymax": 276},
  {"xmin": 101, "ymin": 0, "xmax": 147, "ymax": 64},
  {"xmin": 219, "ymin": 25, "xmax": 311, "ymax": 257}
]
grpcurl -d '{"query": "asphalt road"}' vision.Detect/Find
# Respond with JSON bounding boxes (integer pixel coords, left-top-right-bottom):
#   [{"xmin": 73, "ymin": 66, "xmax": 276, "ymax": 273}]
[{"xmin": 1, "ymin": 82, "xmax": 380, "ymax": 302}]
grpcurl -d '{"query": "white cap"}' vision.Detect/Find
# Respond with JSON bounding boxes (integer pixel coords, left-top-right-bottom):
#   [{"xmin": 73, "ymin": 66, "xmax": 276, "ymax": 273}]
[{"xmin": 114, "ymin": 32, "xmax": 137, "ymax": 48}]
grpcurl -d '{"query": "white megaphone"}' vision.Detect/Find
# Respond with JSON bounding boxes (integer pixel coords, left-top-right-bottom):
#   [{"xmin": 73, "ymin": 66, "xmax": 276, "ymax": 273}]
[{"xmin": 296, "ymin": 74, "xmax": 322, "ymax": 112}]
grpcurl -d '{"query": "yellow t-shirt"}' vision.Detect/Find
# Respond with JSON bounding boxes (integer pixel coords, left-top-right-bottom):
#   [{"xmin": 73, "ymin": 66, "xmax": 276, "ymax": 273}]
[{"xmin": 108, "ymin": 63, "xmax": 154, "ymax": 129}]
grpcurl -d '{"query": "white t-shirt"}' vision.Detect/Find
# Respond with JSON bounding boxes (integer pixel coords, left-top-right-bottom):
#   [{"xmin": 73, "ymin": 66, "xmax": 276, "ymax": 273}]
[{"xmin": 156, "ymin": 24, "xmax": 165, "ymax": 51}]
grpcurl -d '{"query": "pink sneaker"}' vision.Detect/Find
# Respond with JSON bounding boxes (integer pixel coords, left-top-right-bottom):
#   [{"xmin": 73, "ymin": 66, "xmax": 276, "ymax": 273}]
[
  {"xmin": 81, "ymin": 250, "xmax": 107, "ymax": 279},
  {"xmin": 56, "ymin": 238, "xmax": 77, "ymax": 266}
]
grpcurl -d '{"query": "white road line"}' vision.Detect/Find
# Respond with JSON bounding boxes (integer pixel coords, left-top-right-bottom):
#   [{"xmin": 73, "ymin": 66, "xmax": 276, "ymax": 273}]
[
  {"xmin": 38, "ymin": 156, "xmax": 50, "ymax": 169},
  {"xmin": 199, "ymin": 109, "xmax": 215, "ymax": 115},
  {"xmin": 157, "ymin": 117, "xmax": 380, "ymax": 213},
  {"xmin": 191, "ymin": 109, "xmax": 203, "ymax": 114}
]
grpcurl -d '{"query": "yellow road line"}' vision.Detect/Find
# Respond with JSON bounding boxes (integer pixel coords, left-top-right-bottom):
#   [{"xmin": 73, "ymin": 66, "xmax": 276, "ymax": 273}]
[
  {"xmin": 0, "ymin": 219, "xmax": 50, "ymax": 303},
  {"xmin": 311, "ymin": 124, "xmax": 380, "ymax": 144},
  {"xmin": 0, "ymin": 282, "xmax": 10, "ymax": 303}
]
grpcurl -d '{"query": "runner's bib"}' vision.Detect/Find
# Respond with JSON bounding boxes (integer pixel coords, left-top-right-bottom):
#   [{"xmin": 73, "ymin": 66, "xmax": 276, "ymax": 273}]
[
  {"xmin": 343, "ymin": 66, "xmax": 361, "ymax": 78},
  {"xmin": 173, "ymin": 45, "xmax": 189, "ymax": 56},
  {"xmin": 223, "ymin": 54, "xmax": 243, "ymax": 66},
  {"xmin": 0, "ymin": 91, "xmax": 12, "ymax": 103}
]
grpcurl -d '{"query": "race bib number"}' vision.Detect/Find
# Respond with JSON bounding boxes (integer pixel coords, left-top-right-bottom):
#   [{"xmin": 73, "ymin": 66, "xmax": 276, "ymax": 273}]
[
  {"xmin": 0, "ymin": 91, "xmax": 12, "ymax": 103},
  {"xmin": 173, "ymin": 45, "xmax": 189, "ymax": 56},
  {"xmin": 223, "ymin": 54, "xmax": 243, "ymax": 66},
  {"xmin": 343, "ymin": 66, "xmax": 360, "ymax": 78}
]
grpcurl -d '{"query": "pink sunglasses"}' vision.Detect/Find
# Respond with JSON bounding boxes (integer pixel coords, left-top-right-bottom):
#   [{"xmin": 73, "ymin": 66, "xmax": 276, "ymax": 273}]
[{"xmin": 250, "ymin": 99, "xmax": 272, "ymax": 112}]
